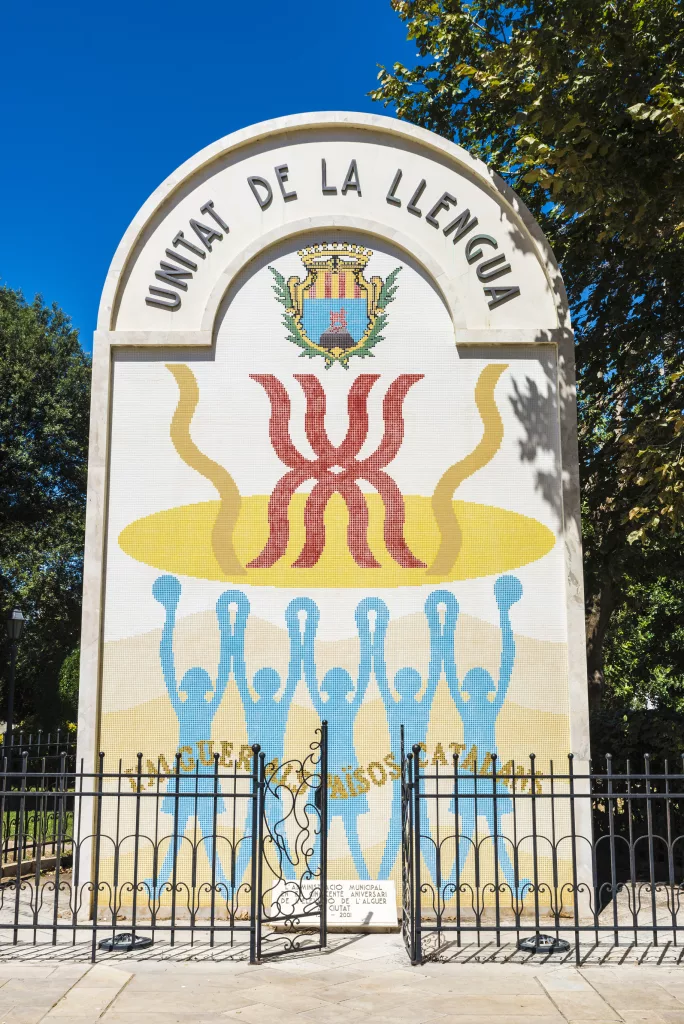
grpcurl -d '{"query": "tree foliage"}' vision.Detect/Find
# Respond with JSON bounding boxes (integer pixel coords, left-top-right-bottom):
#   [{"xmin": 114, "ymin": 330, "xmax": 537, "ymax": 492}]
[
  {"xmin": 372, "ymin": 0, "xmax": 684, "ymax": 712},
  {"xmin": 0, "ymin": 287, "xmax": 90, "ymax": 729},
  {"xmin": 57, "ymin": 647, "xmax": 80, "ymax": 726},
  {"xmin": 591, "ymin": 569, "xmax": 684, "ymax": 765}
]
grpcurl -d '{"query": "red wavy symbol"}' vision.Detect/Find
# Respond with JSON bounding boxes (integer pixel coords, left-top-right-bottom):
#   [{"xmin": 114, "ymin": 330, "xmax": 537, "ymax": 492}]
[{"xmin": 248, "ymin": 373, "xmax": 425, "ymax": 570}]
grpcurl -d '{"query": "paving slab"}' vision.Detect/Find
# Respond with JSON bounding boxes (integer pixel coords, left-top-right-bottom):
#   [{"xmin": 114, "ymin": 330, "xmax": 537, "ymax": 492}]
[
  {"xmin": 40, "ymin": 964, "xmax": 131, "ymax": 1020},
  {"xmin": 538, "ymin": 971, "xmax": 623, "ymax": 1021},
  {"xmin": 298, "ymin": 1004, "xmax": 367, "ymax": 1024},
  {"xmin": 433, "ymin": 1017, "xmax": 564, "ymax": 1024},
  {"xmin": 0, "ymin": 1008, "xmax": 60, "ymax": 1024},
  {"xmin": 0, "ymin": 934, "xmax": 679, "ymax": 1021}
]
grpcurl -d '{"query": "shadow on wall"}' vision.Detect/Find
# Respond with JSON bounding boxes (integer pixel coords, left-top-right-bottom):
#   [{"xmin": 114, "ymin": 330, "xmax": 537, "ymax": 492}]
[
  {"xmin": 486, "ymin": 191, "xmax": 575, "ymax": 539},
  {"xmin": 508, "ymin": 345, "xmax": 565, "ymax": 533},
  {"xmin": 458, "ymin": 334, "xmax": 572, "ymax": 538}
]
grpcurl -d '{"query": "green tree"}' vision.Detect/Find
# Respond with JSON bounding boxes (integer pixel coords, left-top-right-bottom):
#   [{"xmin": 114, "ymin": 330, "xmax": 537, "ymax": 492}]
[
  {"xmin": 0, "ymin": 287, "xmax": 90, "ymax": 730},
  {"xmin": 591, "ymin": 565, "xmax": 684, "ymax": 763},
  {"xmin": 372, "ymin": 0, "xmax": 684, "ymax": 710},
  {"xmin": 57, "ymin": 647, "xmax": 80, "ymax": 726}
]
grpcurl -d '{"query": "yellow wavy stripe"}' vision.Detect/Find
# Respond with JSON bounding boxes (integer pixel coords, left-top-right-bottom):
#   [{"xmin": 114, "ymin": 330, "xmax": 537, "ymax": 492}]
[
  {"xmin": 427, "ymin": 363, "xmax": 508, "ymax": 577},
  {"xmin": 166, "ymin": 364, "xmax": 245, "ymax": 577}
]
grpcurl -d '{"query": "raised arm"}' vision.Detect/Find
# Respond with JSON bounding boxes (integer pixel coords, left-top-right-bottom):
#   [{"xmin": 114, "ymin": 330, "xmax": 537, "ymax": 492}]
[
  {"xmin": 425, "ymin": 590, "xmax": 460, "ymax": 706},
  {"xmin": 285, "ymin": 597, "xmax": 321, "ymax": 712},
  {"xmin": 355, "ymin": 598, "xmax": 389, "ymax": 706},
  {"xmin": 493, "ymin": 575, "xmax": 523, "ymax": 710},
  {"xmin": 215, "ymin": 590, "xmax": 250, "ymax": 706},
  {"xmin": 152, "ymin": 575, "xmax": 182, "ymax": 712}
]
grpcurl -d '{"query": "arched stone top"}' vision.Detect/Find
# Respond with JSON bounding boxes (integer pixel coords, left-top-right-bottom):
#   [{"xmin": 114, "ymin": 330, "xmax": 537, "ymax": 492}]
[{"xmin": 98, "ymin": 112, "xmax": 570, "ymax": 342}]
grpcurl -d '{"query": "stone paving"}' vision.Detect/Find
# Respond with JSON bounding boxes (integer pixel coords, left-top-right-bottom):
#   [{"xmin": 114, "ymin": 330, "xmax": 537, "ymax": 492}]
[{"xmin": 1, "ymin": 933, "xmax": 684, "ymax": 1023}]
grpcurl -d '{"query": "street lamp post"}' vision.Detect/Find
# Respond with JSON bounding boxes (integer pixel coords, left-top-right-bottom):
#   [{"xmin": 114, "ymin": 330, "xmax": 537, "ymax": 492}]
[{"xmin": 5, "ymin": 609, "xmax": 26, "ymax": 753}]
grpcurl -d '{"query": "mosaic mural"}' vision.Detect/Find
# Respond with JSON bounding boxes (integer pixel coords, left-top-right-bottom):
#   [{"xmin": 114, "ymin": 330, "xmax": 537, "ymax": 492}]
[{"xmin": 101, "ymin": 239, "xmax": 571, "ymax": 895}]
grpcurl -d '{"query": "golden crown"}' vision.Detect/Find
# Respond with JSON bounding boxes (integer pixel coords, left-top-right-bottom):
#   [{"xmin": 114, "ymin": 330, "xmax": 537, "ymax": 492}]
[{"xmin": 298, "ymin": 243, "xmax": 372, "ymax": 272}]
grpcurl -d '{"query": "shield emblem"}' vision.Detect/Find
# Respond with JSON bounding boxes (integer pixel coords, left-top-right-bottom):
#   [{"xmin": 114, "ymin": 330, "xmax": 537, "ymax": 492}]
[
  {"xmin": 300, "ymin": 260, "xmax": 371, "ymax": 354},
  {"xmin": 269, "ymin": 243, "xmax": 401, "ymax": 368}
]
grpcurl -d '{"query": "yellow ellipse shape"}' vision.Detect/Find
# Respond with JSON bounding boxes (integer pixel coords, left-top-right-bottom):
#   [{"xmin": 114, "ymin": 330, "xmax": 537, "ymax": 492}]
[{"xmin": 118, "ymin": 494, "xmax": 555, "ymax": 588}]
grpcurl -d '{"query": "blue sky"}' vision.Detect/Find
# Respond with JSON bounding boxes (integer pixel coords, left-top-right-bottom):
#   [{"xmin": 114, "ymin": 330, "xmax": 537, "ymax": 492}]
[{"xmin": 2, "ymin": 1, "xmax": 415, "ymax": 353}]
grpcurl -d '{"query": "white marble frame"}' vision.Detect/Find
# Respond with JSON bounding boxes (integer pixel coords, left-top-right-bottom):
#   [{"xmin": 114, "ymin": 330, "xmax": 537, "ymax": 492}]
[
  {"xmin": 78, "ymin": 114, "xmax": 589, "ymax": 854},
  {"xmin": 98, "ymin": 112, "xmax": 570, "ymax": 335}
]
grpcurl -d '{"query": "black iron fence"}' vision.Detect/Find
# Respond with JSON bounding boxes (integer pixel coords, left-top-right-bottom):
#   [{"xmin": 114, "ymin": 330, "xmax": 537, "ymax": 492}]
[
  {"xmin": 401, "ymin": 736, "xmax": 684, "ymax": 964},
  {"xmin": 0, "ymin": 730, "xmax": 76, "ymax": 770},
  {"xmin": 0, "ymin": 725, "xmax": 328, "ymax": 962},
  {"xmin": 0, "ymin": 733, "xmax": 77, "ymax": 866},
  {"xmin": 4, "ymin": 724, "xmax": 683, "ymax": 966},
  {"xmin": 1, "ymin": 752, "xmax": 74, "ymax": 867}
]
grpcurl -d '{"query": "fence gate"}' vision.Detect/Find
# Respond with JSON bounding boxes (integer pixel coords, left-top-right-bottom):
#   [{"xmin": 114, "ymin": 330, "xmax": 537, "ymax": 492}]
[
  {"xmin": 0, "ymin": 727, "xmax": 328, "ymax": 962},
  {"xmin": 254, "ymin": 722, "xmax": 328, "ymax": 961},
  {"xmin": 400, "ymin": 727, "xmax": 420, "ymax": 964},
  {"xmin": 401, "ymin": 737, "xmax": 684, "ymax": 965}
]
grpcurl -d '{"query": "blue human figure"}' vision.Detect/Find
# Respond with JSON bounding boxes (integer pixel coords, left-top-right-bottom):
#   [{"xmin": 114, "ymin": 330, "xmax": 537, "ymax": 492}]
[
  {"xmin": 145, "ymin": 575, "xmax": 232, "ymax": 897},
  {"xmin": 229, "ymin": 595, "xmax": 313, "ymax": 888},
  {"xmin": 377, "ymin": 591, "xmax": 447, "ymax": 880},
  {"xmin": 441, "ymin": 575, "xmax": 530, "ymax": 898},
  {"xmin": 305, "ymin": 598, "xmax": 384, "ymax": 880}
]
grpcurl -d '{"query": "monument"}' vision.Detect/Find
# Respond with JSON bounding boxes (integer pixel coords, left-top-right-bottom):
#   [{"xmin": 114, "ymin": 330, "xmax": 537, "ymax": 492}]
[{"xmin": 79, "ymin": 112, "xmax": 588, "ymax": 898}]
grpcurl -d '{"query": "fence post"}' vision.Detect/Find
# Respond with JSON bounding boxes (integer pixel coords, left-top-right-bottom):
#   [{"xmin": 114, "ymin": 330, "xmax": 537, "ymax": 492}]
[
  {"xmin": 91, "ymin": 752, "xmax": 105, "ymax": 963},
  {"xmin": 32, "ymin": 757, "xmax": 47, "ymax": 944},
  {"xmin": 131, "ymin": 753, "xmax": 143, "ymax": 945},
  {"xmin": 625, "ymin": 757, "xmax": 638, "ymax": 945},
  {"xmin": 412, "ymin": 744, "xmax": 422, "ymax": 964},
  {"xmin": 530, "ymin": 754, "xmax": 540, "ymax": 939},
  {"xmin": 492, "ymin": 753, "xmax": 501, "ymax": 947},
  {"xmin": 319, "ymin": 720, "xmax": 328, "ymax": 949},
  {"xmin": 454, "ymin": 751, "xmax": 462, "ymax": 945},
  {"xmin": 52, "ymin": 751, "xmax": 67, "ymax": 945},
  {"xmin": 606, "ymin": 754, "xmax": 619, "ymax": 946},
  {"xmin": 210, "ymin": 751, "xmax": 220, "ymax": 949},
  {"xmin": 568, "ymin": 754, "xmax": 580, "ymax": 964},
  {"xmin": 400, "ymin": 726, "xmax": 406, "ymax": 952},
  {"xmin": 12, "ymin": 752, "xmax": 28, "ymax": 946},
  {"xmin": 249, "ymin": 744, "xmax": 261, "ymax": 965},
  {"xmin": 664, "ymin": 758, "xmax": 677, "ymax": 944},
  {"xmin": 0, "ymin": 754, "xmax": 6, "ymax": 873},
  {"xmin": 644, "ymin": 753, "xmax": 658, "ymax": 947}
]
